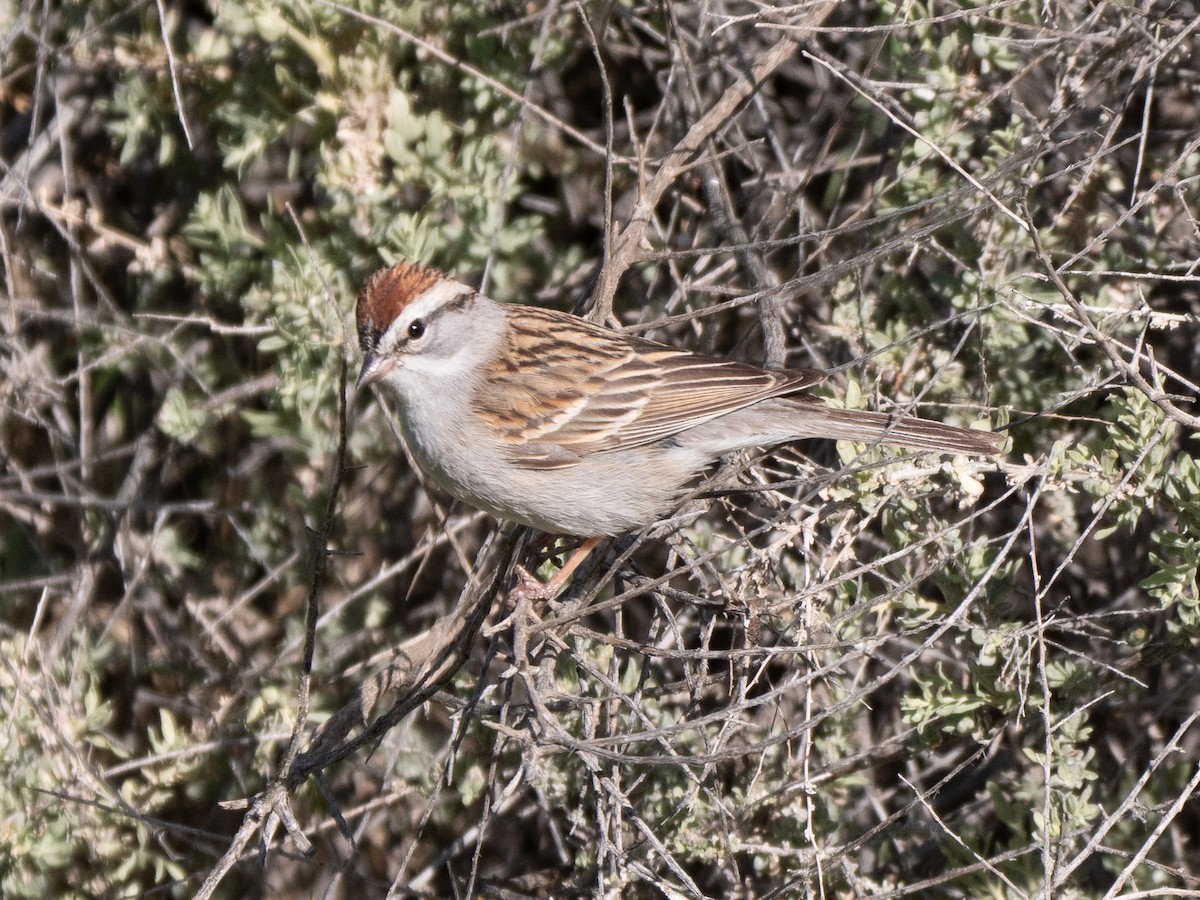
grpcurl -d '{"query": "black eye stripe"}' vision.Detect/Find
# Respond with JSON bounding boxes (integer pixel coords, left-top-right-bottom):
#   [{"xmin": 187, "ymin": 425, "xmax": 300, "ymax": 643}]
[{"xmin": 395, "ymin": 290, "xmax": 473, "ymax": 347}]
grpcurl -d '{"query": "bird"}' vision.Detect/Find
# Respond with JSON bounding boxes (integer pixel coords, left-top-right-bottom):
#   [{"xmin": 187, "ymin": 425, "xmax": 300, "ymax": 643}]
[{"xmin": 356, "ymin": 261, "xmax": 1002, "ymax": 593}]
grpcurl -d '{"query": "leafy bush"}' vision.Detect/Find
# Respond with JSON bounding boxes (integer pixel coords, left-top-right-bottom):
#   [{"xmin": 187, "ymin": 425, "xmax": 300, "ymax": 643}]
[{"xmin": 3, "ymin": 0, "xmax": 1199, "ymax": 896}]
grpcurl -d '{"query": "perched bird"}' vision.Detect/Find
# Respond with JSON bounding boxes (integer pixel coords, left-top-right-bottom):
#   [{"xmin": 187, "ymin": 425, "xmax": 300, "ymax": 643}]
[{"xmin": 357, "ymin": 262, "xmax": 1001, "ymax": 591}]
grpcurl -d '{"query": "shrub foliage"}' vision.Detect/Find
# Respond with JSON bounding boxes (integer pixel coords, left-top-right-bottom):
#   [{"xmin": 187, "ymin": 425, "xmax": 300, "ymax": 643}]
[{"xmin": 2, "ymin": 0, "xmax": 1199, "ymax": 896}]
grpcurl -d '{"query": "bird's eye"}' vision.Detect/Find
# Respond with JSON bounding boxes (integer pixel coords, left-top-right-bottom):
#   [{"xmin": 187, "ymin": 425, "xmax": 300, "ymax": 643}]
[{"xmin": 407, "ymin": 319, "xmax": 426, "ymax": 340}]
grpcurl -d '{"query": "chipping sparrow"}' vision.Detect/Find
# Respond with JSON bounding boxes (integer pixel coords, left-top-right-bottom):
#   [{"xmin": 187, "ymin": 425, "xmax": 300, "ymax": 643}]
[{"xmin": 356, "ymin": 262, "xmax": 1003, "ymax": 539}]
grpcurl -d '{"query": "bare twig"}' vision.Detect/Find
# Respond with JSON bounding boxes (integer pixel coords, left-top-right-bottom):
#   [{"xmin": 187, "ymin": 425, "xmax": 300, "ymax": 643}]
[{"xmin": 153, "ymin": 0, "xmax": 194, "ymax": 149}]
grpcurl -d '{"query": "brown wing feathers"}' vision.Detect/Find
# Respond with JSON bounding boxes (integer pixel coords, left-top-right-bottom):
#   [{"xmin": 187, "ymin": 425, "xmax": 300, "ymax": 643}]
[{"xmin": 474, "ymin": 306, "xmax": 826, "ymax": 461}]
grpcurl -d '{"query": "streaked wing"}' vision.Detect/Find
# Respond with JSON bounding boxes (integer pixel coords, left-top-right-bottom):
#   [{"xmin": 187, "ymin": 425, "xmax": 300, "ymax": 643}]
[{"xmin": 474, "ymin": 305, "xmax": 823, "ymax": 468}]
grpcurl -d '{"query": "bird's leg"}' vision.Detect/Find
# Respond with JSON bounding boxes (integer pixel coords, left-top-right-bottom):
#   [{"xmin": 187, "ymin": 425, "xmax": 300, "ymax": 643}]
[{"xmin": 510, "ymin": 536, "xmax": 602, "ymax": 602}]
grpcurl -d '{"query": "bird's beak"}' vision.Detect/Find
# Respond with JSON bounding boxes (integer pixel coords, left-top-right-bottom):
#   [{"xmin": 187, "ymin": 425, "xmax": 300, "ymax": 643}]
[{"xmin": 356, "ymin": 352, "xmax": 396, "ymax": 390}]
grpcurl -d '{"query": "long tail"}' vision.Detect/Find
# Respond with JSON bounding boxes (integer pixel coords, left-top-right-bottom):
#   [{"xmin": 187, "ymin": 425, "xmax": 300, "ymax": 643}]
[
  {"xmin": 804, "ymin": 404, "xmax": 1004, "ymax": 454},
  {"xmin": 782, "ymin": 393, "xmax": 1008, "ymax": 453},
  {"xmin": 710, "ymin": 396, "xmax": 1004, "ymax": 456}
]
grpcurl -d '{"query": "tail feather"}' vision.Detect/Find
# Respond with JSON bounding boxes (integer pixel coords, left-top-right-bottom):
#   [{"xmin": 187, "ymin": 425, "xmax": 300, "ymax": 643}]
[
  {"xmin": 693, "ymin": 396, "xmax": 1005, "ymax": 456},
  {"xmin": 810, "ymin": 405, "xmax": 1004, "ymax": 455}
]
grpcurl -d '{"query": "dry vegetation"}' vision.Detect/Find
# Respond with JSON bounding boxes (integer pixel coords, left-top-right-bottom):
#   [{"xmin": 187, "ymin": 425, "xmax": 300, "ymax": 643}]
[{"xmin": 3, "ymin": 0, "xmax": 1200, "ymax": 897}]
